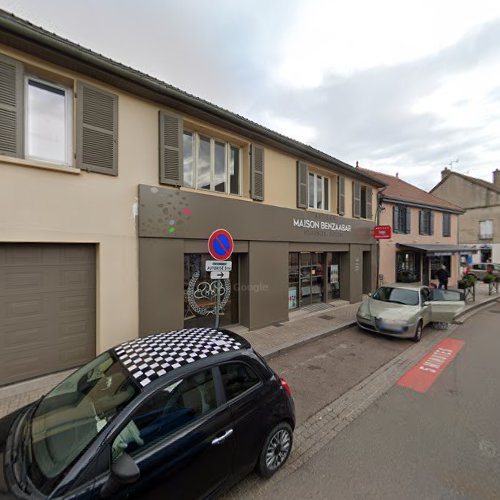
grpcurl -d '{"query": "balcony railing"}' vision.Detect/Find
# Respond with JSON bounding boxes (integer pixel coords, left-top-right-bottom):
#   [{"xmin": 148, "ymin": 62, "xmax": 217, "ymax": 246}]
[{"xmin": 479, "ymin": 233, "xmax": 493, "ymax": 240}]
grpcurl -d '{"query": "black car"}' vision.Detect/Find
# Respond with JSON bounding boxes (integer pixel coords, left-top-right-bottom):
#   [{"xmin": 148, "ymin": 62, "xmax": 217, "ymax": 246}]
[{"xmin": 0, "ymin": 328, "xmax": 295, "ymax": 499}]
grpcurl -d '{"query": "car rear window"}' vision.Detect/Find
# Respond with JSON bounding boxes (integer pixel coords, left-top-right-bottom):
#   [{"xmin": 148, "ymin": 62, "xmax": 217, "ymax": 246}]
[{"xmin": 220, "ymin": 363, "xmax": 260, "ymax": 401}]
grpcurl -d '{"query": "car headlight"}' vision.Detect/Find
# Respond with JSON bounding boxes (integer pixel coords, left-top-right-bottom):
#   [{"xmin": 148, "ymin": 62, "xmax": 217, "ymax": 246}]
[{"xmin": 357, "ymin": 307, "xmax": 371, "ymax": 319}]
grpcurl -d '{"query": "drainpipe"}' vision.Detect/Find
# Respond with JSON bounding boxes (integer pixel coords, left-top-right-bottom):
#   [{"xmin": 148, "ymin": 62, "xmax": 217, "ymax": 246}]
[{"xmin": 375, "ymin": 187, "xmax": 387, "ymax": 289}]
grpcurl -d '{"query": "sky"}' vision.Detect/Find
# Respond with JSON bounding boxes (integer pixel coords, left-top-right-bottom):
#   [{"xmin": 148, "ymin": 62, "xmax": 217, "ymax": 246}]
[{"xmin": 2, "ymin": 0, "xmax": 500, "ymax": 190}]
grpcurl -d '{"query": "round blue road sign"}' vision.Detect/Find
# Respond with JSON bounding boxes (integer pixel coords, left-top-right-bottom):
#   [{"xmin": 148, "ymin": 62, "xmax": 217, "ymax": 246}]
[{"xmin": 208, "ymin": 229, "xmax": 234, "ymax": 261}]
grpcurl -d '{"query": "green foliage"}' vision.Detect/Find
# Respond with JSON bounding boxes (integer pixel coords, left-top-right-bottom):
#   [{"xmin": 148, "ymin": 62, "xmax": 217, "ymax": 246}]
[
  {"xmin": 483, "ymin": 273, "xmax": 496, "ymax": 284},
  {"xmin": 458, "ymin": 275, "xmax": 476, "ymax": 289}
]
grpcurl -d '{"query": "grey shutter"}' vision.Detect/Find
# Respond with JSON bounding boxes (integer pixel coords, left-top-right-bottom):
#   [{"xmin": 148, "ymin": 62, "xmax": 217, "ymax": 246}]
[
  {"xmin": 405, "ymin": 207, "xmax": 411, "ymax": 234},
  {"xmin": 352, "ymin": 181, "xmax": 361, "ymax": 218},
  {"xmin": 393, "ymin": 205, "xmax": 400, "ymax": 233},
  {"xmin": 366, "ymin": 187, "xmax": 373, "ymax": 219},
  {"xmin": 251, "ymin": 144, "xmax": 264, "ymax": 201},
  {"xmin": 297, "ymin": 161, "xmax": 308, "ymax": 208},
  {"xmin": 159, "ymin": 110, "xmax": 183, "ymax": 186},
  {"xmin": 338, "ymin": 176, "xmax": 345, "ymax": 215},
  {"xmin": 0, "ymin": 54, "xmax": 23, "ymax": 158},
  {"xmin": 419, "ymin": 211, "xmax": 424, "ymax": 235},
  {"xmin": 429, "ymin": 211, "xmax": 434, "ymax": 235},
  {"xmin": 76, "ymin": 82, "xmax": 118, "ymax": 175}
]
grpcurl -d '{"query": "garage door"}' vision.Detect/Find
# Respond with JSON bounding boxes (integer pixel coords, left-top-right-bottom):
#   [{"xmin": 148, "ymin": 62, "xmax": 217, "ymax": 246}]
[{"xmin": 0, "ymin": 244, "xmax": 96, "ymax": 386}]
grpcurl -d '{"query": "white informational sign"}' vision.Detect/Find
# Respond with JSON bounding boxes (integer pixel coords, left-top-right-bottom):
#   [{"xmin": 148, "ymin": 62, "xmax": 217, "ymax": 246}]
[
  {"xmin": 330, "ymin": 265, "xmax": 339, "ymax": 284},
  {"xmin": 206, "ymin": 260, "xmax": 232, "ymax": 272},
  {"xmin": 210, "ymin": 271, "xmax": 230, "ymax": 280}
]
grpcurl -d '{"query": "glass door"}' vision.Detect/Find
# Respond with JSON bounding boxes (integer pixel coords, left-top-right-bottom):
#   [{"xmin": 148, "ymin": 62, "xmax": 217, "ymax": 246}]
[
  {"xmin": 311, "ymin": 253, "xmax": 324, "ymax": 304},
  {"xmin": 288, "ymin": 253, "xmax": 299, "ymax": 310},
  {"xmin": 299, "ymin": 252, "xmax": 312, "ymax": 307}
]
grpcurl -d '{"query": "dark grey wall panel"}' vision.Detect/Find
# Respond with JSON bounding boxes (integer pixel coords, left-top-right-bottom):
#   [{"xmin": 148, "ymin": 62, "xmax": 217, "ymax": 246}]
[
  {"xmin": 247, "ymin": 241, "xmax": 288, "ymax": 330},
  {"xmin": 139, "ymin": 238, "xmax": 184, "ymax": 336},
  {"xmin": 139, "ymin": 185, "xmax": 376, "ymax": 245}
]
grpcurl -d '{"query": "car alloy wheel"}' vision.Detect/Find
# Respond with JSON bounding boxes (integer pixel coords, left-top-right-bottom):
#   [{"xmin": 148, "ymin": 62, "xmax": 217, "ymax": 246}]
[
  {"xmin": 256, "ymin": 422, "xmax": 293, "ymax": 478},
  {"xmin": 413, "ymin": 320, "xmax": 423, "ymax": 342}
]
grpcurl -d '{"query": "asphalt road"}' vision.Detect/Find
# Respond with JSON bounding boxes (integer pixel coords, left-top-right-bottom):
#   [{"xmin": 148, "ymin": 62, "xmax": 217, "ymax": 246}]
[
  {"xmin": 268, "ymin": 322, "xmax": 411, "ymax": 426},
  {"xmin": 243, "ymin": 302, "xmax": 500, "ymax": 500}
]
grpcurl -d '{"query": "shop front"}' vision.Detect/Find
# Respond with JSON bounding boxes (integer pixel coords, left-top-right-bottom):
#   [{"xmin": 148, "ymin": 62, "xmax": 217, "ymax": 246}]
[
  {"xmin": 138, "ymin": 185, "xmax": 376, "ymax": 333},
  {"xmin": 396, "ymin": 244, "xmax": 476, "ymax": 286}
]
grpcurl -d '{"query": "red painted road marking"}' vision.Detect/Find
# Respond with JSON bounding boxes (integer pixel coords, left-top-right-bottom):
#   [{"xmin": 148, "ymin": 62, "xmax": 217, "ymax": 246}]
[{"xmin": 397, "ymin": 338, "xmax": 465, "ymax": 394}]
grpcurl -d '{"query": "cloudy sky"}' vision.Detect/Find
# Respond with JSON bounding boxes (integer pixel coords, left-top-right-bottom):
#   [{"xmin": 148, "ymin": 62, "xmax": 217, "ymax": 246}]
[{"xmin": 2, "ymin": 0, "xmax": 500, "ymax": 190}]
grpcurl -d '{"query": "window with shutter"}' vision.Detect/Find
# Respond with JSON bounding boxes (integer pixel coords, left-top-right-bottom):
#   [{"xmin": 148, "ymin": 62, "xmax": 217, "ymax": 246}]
[
  {"xmin": 419, "ymin": 211, "xmax": 424, "ymax": 235},
  {"xmin": 0, "ymin": 53, "xmax": 23, "ymax": 158},
  {"xmin": 405, "ymin": 207, "xmax": 411, "ymax": 234},
  {"xmin": 366, "ymin": 187, "xmax": 373, "ymax": 219},
  {"xmin": 297, "ymin": 161, "xmax": 308, "ymax": 208},
  {"xmin": 442, "ymin": 213, "xmax": 451, "ymax": 237},
  {"xmin": 429, "ymin": 211, "xmax": 434, "ymax": 235},
  {"xmin": 251, "ymin": 144, "xmax": 264, "ymax": 201},
  {"xmin": 393, "ymin": 205, "xmax": 400, "ymax": 233},
  {"xmin": 338, "ymin": 176, "xmax": 345, "ymax": 215},
  {"xmin": 76, "ymin": 82, "xmax": 118, "ymax": 175},
  {"xmin": 158, "ymin": 110, "xmax": 183, "ymax": 186},
  {"xmin": 352, "ymin": 181, "xmax": 361, "ymax": 218}
]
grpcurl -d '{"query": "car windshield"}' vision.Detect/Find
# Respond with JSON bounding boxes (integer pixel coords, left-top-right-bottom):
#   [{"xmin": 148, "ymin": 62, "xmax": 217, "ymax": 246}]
[
  {"xmin": 372, "ymin": 287, "xmax": 419, "ymax": 306},
  {"xmin": 27, "ymin": 352, "xmax": 139, "ymax": 495}
]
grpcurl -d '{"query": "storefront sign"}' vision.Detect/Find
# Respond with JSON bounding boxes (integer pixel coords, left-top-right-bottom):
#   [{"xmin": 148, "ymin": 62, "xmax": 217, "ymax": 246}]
[
  {"xmin": 292, "ymin": 218, "xmax": 352, "ymax": 232},
  {"xmin": 373, "ymin": 225, "xmax": 392, "ymax": 239}
]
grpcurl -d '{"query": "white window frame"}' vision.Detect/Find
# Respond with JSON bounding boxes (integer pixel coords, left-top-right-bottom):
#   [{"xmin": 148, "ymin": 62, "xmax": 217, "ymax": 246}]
[
  {"xmin": 308, "ymin": 172, "xmax": 330, "ymax": 211},
  {"xmin": 184, "ymin": 130, "xmax": 242, "ymax": 196},
  {"xmin": 479, "ymin": 220, "xmax": 493, "ymax": 239},
  {"xmin": 24, "ymin": 75, "xmax": 73, "ymax": 166}
]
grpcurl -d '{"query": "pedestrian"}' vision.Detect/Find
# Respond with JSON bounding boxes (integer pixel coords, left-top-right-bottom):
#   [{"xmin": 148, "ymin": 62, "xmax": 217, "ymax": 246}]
[{"xmin": 436, "ymin": 265, "xmax": 449, "ymax": 290}]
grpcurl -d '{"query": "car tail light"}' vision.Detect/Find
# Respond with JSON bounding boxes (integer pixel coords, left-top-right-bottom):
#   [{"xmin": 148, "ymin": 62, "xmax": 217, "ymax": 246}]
[{"xmin": 280, "ymin": 377, "xmax": 292, "ymax": 397}]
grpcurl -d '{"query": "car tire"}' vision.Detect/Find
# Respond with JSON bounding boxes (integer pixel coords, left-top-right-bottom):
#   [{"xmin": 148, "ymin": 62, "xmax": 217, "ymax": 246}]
[
  {"xmin": 413, "ymin": 320, "xmax": 423, "ymax": 342},
  {"xmin": 256, "ymin": 422, "xmax": 293, "ymax": 478}
]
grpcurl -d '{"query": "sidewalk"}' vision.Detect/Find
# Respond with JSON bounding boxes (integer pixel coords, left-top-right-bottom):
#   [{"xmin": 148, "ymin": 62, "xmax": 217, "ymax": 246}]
[{"xmin": 1, "ymin": 284, "xmax": 498, "ymax": 419}]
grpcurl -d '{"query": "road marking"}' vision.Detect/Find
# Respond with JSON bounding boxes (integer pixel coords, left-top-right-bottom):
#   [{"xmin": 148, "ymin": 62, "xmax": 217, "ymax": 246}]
[{"xmin": 397, "ymin": 338, "xmax": 465, "ymax": 393}]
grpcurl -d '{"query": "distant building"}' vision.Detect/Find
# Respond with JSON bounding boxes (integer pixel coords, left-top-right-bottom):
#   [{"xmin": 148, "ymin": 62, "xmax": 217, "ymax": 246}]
[
  {"xmin": 358, "ymin": 168, "xmax": 469, "ymax": 286},
  {"xmin": 431, "ymin": 169, "xmax": 500, "ymax": 263}
]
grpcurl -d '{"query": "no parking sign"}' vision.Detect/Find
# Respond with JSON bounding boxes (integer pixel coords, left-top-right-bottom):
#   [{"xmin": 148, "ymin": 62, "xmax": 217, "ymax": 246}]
[{"xmin": 208, "ymin": 229, "xmax": 234, "ymax": 261}]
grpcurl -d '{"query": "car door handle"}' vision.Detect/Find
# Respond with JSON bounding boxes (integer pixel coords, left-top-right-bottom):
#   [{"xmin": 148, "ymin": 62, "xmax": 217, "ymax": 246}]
[{"xmin": 211, "ymin": 429, "xmax": 233, "ymax": 445}]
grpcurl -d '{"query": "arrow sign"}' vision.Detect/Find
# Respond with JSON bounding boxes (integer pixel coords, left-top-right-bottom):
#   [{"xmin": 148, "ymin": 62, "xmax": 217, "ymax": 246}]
[{"xmin": 210, "ymin": 271, "xmax": 229, "ymax": 279}]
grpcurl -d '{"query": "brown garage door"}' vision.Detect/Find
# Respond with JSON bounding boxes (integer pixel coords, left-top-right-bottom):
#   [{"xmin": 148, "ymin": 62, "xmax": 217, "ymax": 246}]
[{"xmin": 0, "ymin": 244, "xmax": 96, "ymax": 386}]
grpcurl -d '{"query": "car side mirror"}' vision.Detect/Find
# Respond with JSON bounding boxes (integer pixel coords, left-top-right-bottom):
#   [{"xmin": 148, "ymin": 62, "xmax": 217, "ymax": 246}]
[
  {"xmin": 101, "ymin": 453, "xmax": 140, "ymax": 498},
  {"xmin": 368, "ymin": 292, "xmax": 372, "ymax": 297}
]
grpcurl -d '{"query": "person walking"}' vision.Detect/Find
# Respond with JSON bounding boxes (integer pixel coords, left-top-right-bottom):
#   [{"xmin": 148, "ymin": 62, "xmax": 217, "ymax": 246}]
[{"xmin": 436, "ymin": 265, "xmax": 449, "ymax": 289}]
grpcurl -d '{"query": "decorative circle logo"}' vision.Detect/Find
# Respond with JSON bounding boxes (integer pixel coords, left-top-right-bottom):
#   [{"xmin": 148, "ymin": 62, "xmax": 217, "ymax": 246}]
[{"xmin": 186, "ymin": 271, "xmax": 231, "ymax": 317}]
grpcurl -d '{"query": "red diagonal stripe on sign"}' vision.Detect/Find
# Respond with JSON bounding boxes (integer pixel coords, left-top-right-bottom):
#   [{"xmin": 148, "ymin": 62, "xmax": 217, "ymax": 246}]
[
  {"xmin": 215, "ymin": 235, "xmax": 228, "ymax": 253},
  {"xmin": 397, "ymin": 338, "xmax": 465, "ymax": 394}
]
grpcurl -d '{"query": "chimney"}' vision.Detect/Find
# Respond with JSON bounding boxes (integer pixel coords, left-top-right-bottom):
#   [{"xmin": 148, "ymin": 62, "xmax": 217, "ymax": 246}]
[
  {"xmin": 356, "ymin": 161, "xmax": 359, "ymax": 168},
  {"xmin": 493, "ymin": 169, "xmax": 500, "ymax": 187},
  {"xmin": 441, "ymin": 167, "xmax": 451, "ymax": 180}
]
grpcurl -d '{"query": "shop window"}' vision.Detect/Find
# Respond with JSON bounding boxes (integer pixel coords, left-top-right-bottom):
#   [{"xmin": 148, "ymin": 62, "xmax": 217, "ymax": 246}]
[
  {"xmin": 288, "ymin": 253, "xmax": 299, "ymax": 310},
  {"xmin": 184, "ymin": 254, "xmax": 238, "ymax": 327},
  {"xmin": 308, "ymin": 173, "xmax": 330, "ymax": 211},
  {"xmin": 182, "ymin": 131, "xmax": 241, "ymax": 196},
  {"xmin": 430, "ymin": 256, "xmax": 451, "ymax": 281},
  {"xmin": 396, "ymin": 252, "xmax": 420, "ymax": 282}
]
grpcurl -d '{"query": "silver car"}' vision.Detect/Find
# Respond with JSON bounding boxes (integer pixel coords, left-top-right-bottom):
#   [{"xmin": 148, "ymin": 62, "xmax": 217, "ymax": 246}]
[
  {"xmin": 356, "ymin": 285, "xmax": 465, "ymax": 342},
  {"xmin": 467, "ymin": 263, "xmax": 500, "ymax": 280}
]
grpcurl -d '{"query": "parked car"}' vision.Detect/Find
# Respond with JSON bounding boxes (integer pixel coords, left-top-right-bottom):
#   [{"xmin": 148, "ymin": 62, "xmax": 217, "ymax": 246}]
[
  {"xmin": 0, "ymin": 328, "xmax": 295, "ymax": 499},
  {"xmin": 356, "ymin": 285, "xmax": 465, "ymax": 342},
  {"xmin": 466, "ymin": 263, "xmax": 500, "ymax": 280}
]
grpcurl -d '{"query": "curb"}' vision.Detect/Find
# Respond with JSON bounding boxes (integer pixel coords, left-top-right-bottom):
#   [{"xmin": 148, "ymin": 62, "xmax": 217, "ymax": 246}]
[{"xmin": 263, "ymin": 320, "xmax": 356, "ymax": 360}]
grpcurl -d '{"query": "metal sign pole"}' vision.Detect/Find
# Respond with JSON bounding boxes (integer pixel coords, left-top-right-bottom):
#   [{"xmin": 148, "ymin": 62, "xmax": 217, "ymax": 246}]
[{"xmin": 215, "ymin": 280, "xmax": 221, "ymax": 329}]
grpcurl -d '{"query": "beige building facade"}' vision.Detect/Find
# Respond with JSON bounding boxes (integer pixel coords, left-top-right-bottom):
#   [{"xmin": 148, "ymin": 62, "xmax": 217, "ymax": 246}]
[
  {"xmin": 358, "ymin": 168, "xmax": 466, "ymax": 287},
  {"xmin": 0, "ymin": 11, "xmax": 383, "ymax": 385},
  {"xmin": 431, "ymin": 169, "xmax": 500, "ymax": 264}
]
